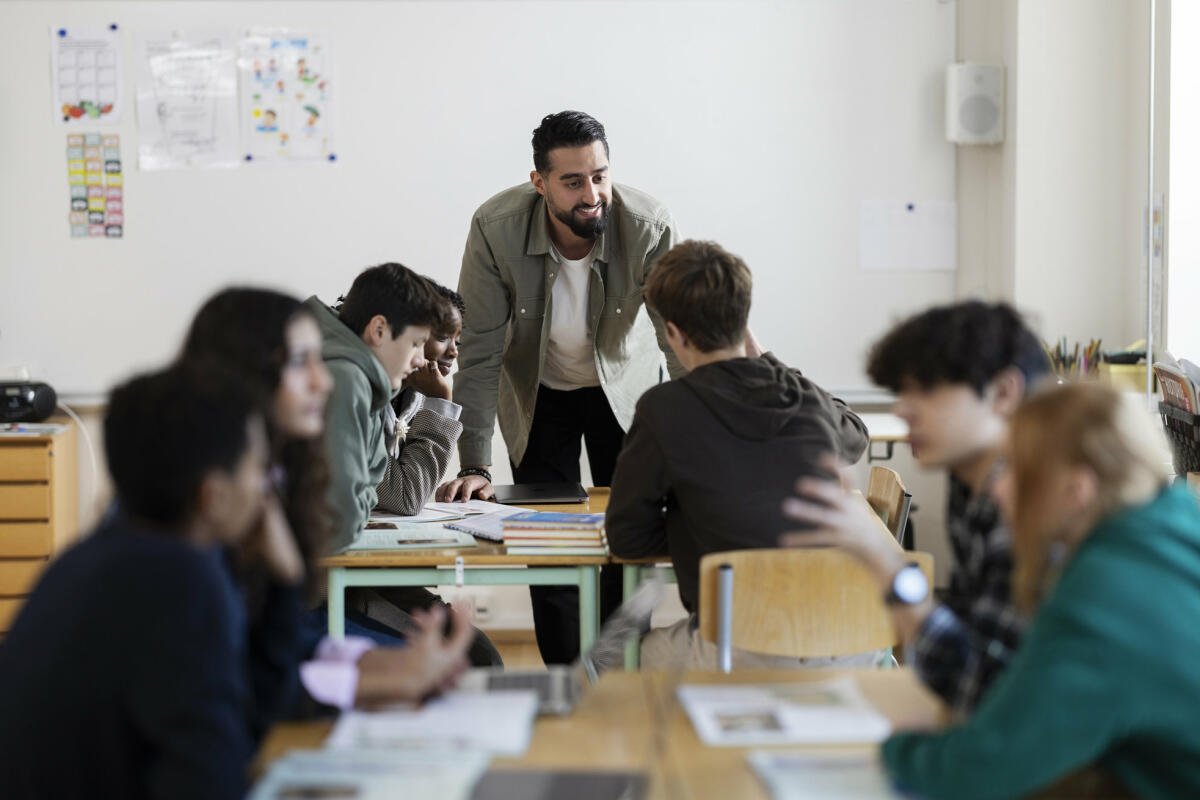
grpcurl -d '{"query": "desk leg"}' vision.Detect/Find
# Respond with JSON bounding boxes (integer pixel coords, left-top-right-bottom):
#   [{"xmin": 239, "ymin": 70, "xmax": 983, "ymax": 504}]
[
  {"xmin": 327, "ymin": 567, "xmax": 347, "ymax": 640},
  {"xmin": 578, "ymin": 565, "xmax": 600, "ymax": 654},
  {"xmin": 623, "ymin": 564, "xmax": 642, "ymax": 670}
]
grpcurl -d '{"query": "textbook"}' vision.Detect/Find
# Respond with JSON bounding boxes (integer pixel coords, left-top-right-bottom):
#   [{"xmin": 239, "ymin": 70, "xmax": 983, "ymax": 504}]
[
  {"xmin": 505, "ymin": 545, "xmax": 609, "ymax": 556},
  {"xmin": 501, "ymin": 511, "xmax": 605, "ymax": 530}
]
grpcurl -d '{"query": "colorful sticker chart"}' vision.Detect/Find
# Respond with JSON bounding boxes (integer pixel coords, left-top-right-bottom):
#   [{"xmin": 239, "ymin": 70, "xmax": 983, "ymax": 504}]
[
  {"xmin": 67, "ymin": 133, "xmax": 124, "ymax": 238},
  {"xmin": 52, "ymin": 26, "xmax": 124, "ymax": 125},
  {"xmin": 238, "ymin": 31, "xmax": 335, "ymax": 162}
]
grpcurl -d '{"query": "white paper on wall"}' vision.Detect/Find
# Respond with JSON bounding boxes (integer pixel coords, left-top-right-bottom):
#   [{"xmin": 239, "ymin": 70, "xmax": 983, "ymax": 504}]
[
  {"xmin": 859, "ymin": 201, "xmax": 957, "ymax": 271},
  {"xmin": 238, "ymin": 30, "xmax": 335, "ymax": 162},
  {"xmin": 135, "ymin": 32, "xmax": 239, "ymax": 170},
  {"xmin": 51, "ymin": 26, "xmax": 124, "ymax": 125}
]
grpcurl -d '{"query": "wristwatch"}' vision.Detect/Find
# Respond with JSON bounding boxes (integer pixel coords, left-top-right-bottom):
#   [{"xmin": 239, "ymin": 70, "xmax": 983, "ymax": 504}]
[{"xmin": 885, "ymin": 562, "xmax": 929, "ymax": 607}]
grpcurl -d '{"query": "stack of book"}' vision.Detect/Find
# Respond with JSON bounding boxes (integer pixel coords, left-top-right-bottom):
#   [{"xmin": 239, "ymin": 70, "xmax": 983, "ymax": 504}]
[{"xmin": 500, "ymin": 511, "xmax": 608, "ymax": 556}]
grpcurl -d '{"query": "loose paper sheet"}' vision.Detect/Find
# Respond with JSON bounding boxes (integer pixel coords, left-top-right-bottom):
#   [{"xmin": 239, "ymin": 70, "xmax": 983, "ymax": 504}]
[
  {"xmin": 678, "ymin": 677, "xmax": 892, "ymax": 747},
  {"xmin": 135, "ymin": 31, "xmax": 239, "ymax": 169},
  {"xmin": 238, "ymin": 30, "xmax": 335, "ymax": 161},
  {"xmin": 859, "ymin": 201, "xmax": 956, "ymax": 271},
  {"xmin": 51, "ymin": 26, "xmax": 123, "ymax": 125}
]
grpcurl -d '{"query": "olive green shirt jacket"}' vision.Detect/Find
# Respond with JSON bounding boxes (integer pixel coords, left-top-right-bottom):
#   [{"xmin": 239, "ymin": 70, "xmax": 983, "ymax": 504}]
[{"xmin": 454, "ymin": 182, "xmax": 683, "ymax": 468}]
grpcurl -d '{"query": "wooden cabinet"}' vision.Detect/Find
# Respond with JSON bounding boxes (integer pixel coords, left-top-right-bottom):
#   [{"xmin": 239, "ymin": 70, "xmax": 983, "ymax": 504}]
[{"xmin": 0, "ymin": 422, "xmax": 79, "ymax": 635}]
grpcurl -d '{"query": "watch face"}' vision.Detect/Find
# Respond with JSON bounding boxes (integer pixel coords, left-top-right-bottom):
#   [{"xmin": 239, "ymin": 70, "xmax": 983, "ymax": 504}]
[{"xmin": 894, "ymin": 566, "xmax": 929, "ymax": 604}]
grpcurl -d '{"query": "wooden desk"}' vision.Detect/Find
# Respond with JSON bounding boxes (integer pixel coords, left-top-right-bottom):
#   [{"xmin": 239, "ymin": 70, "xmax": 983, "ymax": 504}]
[
  {"xmin": 255, "ymin": 668, "xmax": 937, "ymax": 799},
  {"xmin": 255, "ymin": 669, "xmax": 654, "ymax": 779},
  {"xmin": 322, "ymin": 489, "xmax": 612, "ymax": 651},
  {"xmin": 257, "ymin": 667, "xmax": 1131, "ymax": 798}
]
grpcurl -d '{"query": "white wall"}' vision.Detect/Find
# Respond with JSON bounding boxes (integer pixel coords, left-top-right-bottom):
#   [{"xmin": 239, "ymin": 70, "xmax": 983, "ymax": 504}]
[
  {"xmin": 1011, "ymin": 0, "xmax": 1149, "ymax": 348},
  {"xmin": 1168, "ymin": 0, "xmax": 1199, "ymax": 359},
  {"xmin": 0, "ymin": 0, "xmax": 957, "ymax": 401}
]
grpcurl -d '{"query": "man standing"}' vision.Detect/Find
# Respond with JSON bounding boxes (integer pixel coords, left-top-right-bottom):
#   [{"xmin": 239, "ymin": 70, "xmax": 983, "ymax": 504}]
[{"xmin": 438, "ymin": 110, "xmax": 681, "ymax": 663}]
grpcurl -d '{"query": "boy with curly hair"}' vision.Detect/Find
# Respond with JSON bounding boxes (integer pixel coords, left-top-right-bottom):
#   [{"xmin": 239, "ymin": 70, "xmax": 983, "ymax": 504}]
[{"xmin": 783, "ymin": 301, "xmax": 1051, "ymax": 714}]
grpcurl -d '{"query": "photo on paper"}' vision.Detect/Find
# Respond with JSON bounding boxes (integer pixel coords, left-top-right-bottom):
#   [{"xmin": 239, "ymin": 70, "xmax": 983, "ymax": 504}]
[
  {"xmin": 364, "ymin": 521, "xmax": 399, "ymax": 530},
  {"xmin": 715, "ymin": 710, "xmax": 784, "ymax": 735},
  {"xmin": 238, "ymin": 30, "xmax": 335, "ymax": 161}
]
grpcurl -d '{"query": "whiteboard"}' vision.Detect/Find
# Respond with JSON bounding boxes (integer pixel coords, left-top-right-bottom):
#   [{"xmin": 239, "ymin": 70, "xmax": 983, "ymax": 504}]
[{"xmin": 0, "ymin": 0, "xmax": 956, "ymax": 397}]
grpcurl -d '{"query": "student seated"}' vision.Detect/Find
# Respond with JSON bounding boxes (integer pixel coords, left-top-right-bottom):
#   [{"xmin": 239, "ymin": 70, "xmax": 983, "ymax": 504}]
[
  {"xmin": 306, "ymin": 264, "xmax": 500, "ymax": 665},
  {"xmin": 309, "ymin": 264, "xmax": 462, "ymax": 535},
  {"xmin": 783, "ymin": 301, "xmax": 1049, "ymax": 714},
  {"xmin": 882, "ymin": 382, "xmax": 1200, "ymax": 799},
  {"xmin": 0, "ymin": 365, "xmax": 292, "ymax": 799},
  {"xmin": 388, "ymin": 279, "xmax": 465, "ymax": 472},
  {"xmin": 181, "ymin": 287, "xmax": 474, "ymax": 715},
  {"xmin": 605, "ymin": 240, "xmax": 868, "ymax": 668}
]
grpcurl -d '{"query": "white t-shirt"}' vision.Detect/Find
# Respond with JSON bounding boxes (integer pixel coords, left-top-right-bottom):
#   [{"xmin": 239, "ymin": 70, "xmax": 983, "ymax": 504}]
[{"xmin": 541, "ymin": 244, "xmax": 601, "ymax": 390}]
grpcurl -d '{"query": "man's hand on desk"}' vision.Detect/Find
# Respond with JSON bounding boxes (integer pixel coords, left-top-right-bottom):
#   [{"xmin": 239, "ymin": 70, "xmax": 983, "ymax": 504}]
[
  {"xmin": 353, "ymin": 605, "xmax": 473, "ymax": 707},
  {"xmin": 436, "ymin": 472, "xmax": 495, "ymax": 502}
]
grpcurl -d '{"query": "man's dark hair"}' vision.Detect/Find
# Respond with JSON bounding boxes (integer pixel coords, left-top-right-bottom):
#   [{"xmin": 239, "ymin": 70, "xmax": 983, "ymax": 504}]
[
  {"xmin": 532, "ymin": 111, "xmax": 609, "ymax": 174},
  {"xmin": 867, "ymin": 301, "xmax": 1051, "ymax": 396},
  {"xmin": 337, "ymin": 263, "xmax": 449, "ymax": 339},
  {"xmin": 644, "ymin": 240, "xmax": 752, "ymax": 353},
  {"xmin": 105, "ymin": 364, "xmax": 259, "ymax": 527}
]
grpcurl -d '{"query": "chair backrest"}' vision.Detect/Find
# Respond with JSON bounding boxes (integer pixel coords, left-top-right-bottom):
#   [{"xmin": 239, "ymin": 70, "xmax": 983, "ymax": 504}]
[
  {"xmin": 697, "ymin": 548, "xmax": 934, "ymax": 658},
  {"xmin": 866, "ymin": 466, "xmax": 912, "ymax": 542}
]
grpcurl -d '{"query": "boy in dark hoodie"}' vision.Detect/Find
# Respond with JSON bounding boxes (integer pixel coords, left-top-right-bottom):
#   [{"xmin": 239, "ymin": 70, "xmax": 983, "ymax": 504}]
[{"xmin": 606, "ymin": 239, "xmax": 869, "ymax": 668}]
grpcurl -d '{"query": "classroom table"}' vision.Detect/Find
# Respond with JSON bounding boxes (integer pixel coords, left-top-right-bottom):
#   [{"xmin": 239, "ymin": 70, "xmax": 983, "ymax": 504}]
[
  {"xmin": 255, "ymin": 667, "xmax": 1132, "ymax": 799},
  {"xmin": 858, "ymin": 412, "xmax": 909, "ymax": 462},
  {"xmin": 322, "ymin": 489, "xmax": 612, "ymax": 653}
]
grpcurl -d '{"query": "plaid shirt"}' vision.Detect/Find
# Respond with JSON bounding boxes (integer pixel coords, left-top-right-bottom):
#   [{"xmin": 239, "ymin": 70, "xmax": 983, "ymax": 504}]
[{"xmin": 913, "ymin": 470, "xmax": 1026, "ymax": 715}]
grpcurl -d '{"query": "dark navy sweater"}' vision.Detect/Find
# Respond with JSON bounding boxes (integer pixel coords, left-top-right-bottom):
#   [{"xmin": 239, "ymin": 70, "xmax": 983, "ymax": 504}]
[{"xmin": 0, "ymin": 515, "xmax": 302, "ymax": 800}]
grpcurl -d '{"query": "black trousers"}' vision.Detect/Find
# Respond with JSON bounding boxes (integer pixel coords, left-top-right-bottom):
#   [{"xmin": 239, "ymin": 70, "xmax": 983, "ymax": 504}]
[{"xmin": 512, "ymin": 384, "xmax": 626, "ymax": 665}]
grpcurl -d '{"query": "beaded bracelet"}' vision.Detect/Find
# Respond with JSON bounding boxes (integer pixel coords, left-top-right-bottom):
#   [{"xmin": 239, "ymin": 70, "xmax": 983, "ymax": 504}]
[{"xmin": 457, "ymin": 466, "xmax": 493, "ymax": 483}]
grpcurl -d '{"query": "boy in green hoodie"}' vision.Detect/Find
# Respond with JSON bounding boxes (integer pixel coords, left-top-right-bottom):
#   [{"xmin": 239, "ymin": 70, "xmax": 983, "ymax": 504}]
[
  {"xmin": 305, "ymin": 263, "xmax": 502, "ymax": 665},
  {"xmin": 605, "ymin": 240, "xmax": 869, "ymax": 668},
  {"xmin": 304, "ymin": 263, "xmax": 460, "ymax": 552}
]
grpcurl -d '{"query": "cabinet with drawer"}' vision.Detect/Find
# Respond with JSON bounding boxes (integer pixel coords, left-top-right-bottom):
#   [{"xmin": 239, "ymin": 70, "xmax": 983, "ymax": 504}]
[{"xmin": 0, "ymin": 421, "xmax": 79, "ymax": 635}]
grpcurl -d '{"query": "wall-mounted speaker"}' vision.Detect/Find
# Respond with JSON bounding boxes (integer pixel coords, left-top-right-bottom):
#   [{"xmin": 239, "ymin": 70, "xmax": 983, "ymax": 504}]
[{"xmin": 946, "ymin": 63, "xmax": 1005, "ymax": 144}]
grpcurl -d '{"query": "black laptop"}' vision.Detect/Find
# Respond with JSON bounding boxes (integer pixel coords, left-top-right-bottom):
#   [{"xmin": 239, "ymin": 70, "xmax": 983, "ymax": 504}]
[{"xmin": 490, "ymin": 482, "xmax": 590, "ymax": 504}]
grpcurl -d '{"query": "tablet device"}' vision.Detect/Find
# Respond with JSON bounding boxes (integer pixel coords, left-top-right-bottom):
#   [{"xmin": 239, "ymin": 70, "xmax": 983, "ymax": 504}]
[{"xmin": 490, "ymin": 482, "xmax": 590, "ymax": 504}]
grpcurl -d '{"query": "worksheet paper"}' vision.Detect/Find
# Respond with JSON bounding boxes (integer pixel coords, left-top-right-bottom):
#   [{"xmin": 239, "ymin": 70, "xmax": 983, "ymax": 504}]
[
  {"xmin": 677, "ymin": 678, "xmax": 892, "ymax": 747},
  {"xmin": 51, "ymin": 26, "xmax": 123, "ymax": 125},
  {"xmin": 135, "ymin": 31, "xmax": 239, "ymax": 169},
  {"xmin": 249, "ymin": 748, "xmax": 490, "ymax": 800},
  {"xmin": 325, "ymin": 691, "xmax": 539, "ymax": 756},
  {"xmin": 346, "ymin": 522, "xmax": 476, "ymax": 551},
  {"xmin": 747, "ymin": 750, "xmax": 903, "ymax": 800}
]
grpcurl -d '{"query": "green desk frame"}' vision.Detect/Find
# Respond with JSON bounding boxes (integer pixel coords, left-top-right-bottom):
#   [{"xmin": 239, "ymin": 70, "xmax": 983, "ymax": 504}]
[
  {"xmin": 621, "ymin": 562, "xmax": 677, "ymax": 669},
  {"xmin": 327, "ymin": 564, "xmax": 603, "ymax": 653}
]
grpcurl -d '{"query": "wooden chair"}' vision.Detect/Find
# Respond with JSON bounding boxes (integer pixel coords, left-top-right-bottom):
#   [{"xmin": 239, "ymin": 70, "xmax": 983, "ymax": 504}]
[
  {"xmin": 866, "ymin": 465, "xmax": 913, "ymax": 543},
  {"xmin": 698, "ymin": 548, "xmax": 934, "ymax": 671}
]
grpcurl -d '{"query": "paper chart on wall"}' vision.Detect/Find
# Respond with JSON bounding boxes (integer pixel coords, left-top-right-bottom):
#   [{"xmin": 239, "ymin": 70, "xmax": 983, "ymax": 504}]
[
  {"xmin": 66, "ymin": 132, "xmax": 124, "ymax": 238},
  {"xmin": 238, "ymin": 30, "xmax": 335, "ymax": 161},
  {"xmin": 51, "ymin": 26, "xmax": 123, "ymax": 125},
  {"xmin": 135, "ymin": 32, "xmax": 239, "ymax": 169}
]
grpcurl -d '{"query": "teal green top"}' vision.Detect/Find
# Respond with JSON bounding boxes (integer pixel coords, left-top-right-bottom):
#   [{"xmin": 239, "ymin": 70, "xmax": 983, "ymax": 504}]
[{"xmin": 883, "ymin": 483, "xmax": 1200, "ymax": 800}]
